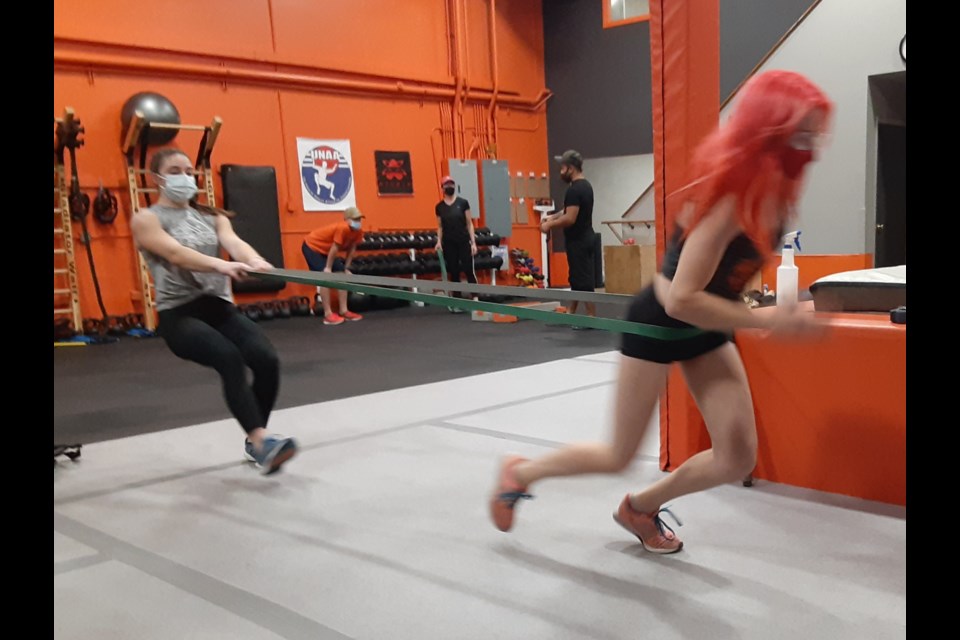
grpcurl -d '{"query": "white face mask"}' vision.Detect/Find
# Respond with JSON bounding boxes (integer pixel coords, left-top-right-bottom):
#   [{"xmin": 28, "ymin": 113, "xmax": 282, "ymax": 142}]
[
  {"xmin": 348, "ymin": 220, "xmax": 362, "ymax": 231},
  {"xmin": 158, "ymin": 173, "xmax": 199, "ymax": 204}
]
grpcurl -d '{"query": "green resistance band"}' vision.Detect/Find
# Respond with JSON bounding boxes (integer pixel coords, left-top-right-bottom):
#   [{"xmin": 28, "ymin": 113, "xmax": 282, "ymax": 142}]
[
  {"xmin": 264, "ymin": 269, "xmax": 631, "ymax": 306},
  {"xmin": 253, "ymin": 269, "xmax": 706, "ymax": 340}
]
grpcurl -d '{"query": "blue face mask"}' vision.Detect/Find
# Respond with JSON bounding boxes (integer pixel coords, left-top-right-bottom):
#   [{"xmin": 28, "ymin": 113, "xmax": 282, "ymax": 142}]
[
  {"xmin": 348, "ymin": 220, "xmax": 362, "ymax": 231},
  {"xmin": 158, "ymin": 173, "xmax": 199, "ymax": 203}
]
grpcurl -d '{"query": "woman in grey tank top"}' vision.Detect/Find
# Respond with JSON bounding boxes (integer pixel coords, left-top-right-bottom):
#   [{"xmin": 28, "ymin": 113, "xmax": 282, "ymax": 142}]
[{"xmin": 131, "ymin": 148, "xmax": 298, "ymax": 475}]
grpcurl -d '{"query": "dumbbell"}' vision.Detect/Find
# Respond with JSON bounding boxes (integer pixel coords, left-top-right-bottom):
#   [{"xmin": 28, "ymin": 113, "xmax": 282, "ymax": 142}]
[
  {"xmin": 382, "ymin": 255, "xmax": 401, "ymax": 274},
  {"xmin": 260, "ymin": 302, "xmax": 276, "ymax": 321},
  {"xmin": 243, "ymin": 304, "xmax": 263, "ymax": 322},
  {"xmin": 380, "ymin": 257, "xmax": 399, "ymax": 276},
  {"xmin": 105, "ymin": 316, "xmax": 128, "ymax": 336},
  {"xmin": 373, "ymin": 257, "xmax": 391, "ymax": 275},
  {"xmin": 82, "ymin": 318, "xmax": 104, "ymax": 335},
  {"xmin": 54, "ymin": 318, "xmax": 74, "ymax": 340},
  {"xmin": 124, "ymin": 313, "xmax": 145, "ymax": 330},
  {"xmin": 276, "ymin": 299, "xmax": 292, "ymax": 318},
  {"xmin": 288, "ymin": 296, "xmax": 310, "ymax": 316}
]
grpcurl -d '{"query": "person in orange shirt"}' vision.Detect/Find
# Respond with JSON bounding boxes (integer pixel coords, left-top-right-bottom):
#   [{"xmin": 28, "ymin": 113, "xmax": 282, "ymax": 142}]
[{"xmin": 302, "ymin": 207, "xmax": 365, "ymax": 325}]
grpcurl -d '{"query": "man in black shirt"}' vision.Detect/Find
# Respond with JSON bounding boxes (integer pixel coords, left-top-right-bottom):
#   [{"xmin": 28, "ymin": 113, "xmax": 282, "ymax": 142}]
[
  {"xmin": 435, "ymin": 175, "xmax": 478, "ymax": 312},
  {"xmin": 540, "ymin": 150, "xmax": 596, "ymax": 321}
]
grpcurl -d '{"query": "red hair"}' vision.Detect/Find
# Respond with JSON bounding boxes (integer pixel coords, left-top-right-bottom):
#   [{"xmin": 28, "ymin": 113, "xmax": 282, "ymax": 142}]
[{"xmin": 674, "ymin": 70, "xmax": 833, "ymax": 254}]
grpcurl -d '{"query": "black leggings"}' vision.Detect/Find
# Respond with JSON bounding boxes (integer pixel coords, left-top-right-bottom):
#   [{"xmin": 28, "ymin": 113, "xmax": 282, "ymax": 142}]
[
  {"xmin": 442, "ymin": 241, "xmax": 477, "ymax": 295},
  {"xmin": 158, "ymin": 296, "xmax": 280, "ymax": 434}
]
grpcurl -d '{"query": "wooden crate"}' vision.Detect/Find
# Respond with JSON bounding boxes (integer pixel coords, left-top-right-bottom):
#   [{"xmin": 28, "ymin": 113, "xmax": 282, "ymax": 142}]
[{"xmin": 602, "ymin": 245, "xmax": 656, "ymax": 295}]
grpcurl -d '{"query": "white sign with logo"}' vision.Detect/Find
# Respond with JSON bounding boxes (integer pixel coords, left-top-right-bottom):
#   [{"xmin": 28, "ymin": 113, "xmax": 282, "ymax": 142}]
[{"xmin": 297, "ymin": 138, "xmax": 357, "ymax": 211}]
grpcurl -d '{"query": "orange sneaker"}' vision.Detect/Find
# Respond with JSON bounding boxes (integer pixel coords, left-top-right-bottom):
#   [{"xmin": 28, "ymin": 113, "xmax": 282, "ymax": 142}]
[
  {"xmin": 342, "ymin": 311, "xmax": 363, "ymax": 321},
  {"xmin": 489, "ymin": 455, "xmax": 533, "ymax": 532},
  {"xmin": 323, "ymin": 313, "xmax": 345, "ymax": 326},
  {"xmin": 613, "ymin": 496, "xmax": 683, "ymax": 554}
]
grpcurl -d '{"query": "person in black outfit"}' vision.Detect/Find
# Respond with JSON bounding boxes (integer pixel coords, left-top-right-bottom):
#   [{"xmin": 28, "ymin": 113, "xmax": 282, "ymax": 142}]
[
  {"xmin": 435, "ymin": 175, "xmax": 478, "ymax": 313},
  {"xmin": 490, "ymin": 71, "xmax": 833, "ymax": 554},
  {"xmin": 540, "ymin": 150, "xmax": 596, "ymax": 324}
]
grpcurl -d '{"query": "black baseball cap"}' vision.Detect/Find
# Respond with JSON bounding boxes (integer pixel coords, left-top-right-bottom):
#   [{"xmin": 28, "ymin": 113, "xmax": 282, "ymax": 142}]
[{"xmin": 554, "ymin": 149, "xmax": 583, "ymax": 171}]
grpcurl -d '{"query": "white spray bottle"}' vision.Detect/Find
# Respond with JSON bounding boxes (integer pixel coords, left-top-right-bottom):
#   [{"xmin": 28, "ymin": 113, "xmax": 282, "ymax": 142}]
[{"xmin": 776, "ymin": 231, "xmax": 802, "ymax": 308}]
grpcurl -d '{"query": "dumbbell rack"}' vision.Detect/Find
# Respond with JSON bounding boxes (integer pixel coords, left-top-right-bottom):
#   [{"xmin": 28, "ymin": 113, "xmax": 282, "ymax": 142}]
[
  {"xmin": 53, "ymin": 109, "xmax": 84, "ymax": 335},
  {"xmin": 353, "ymin": 229, "xmax": 504, "ymax": 300},
  {"xmin": 121, "ymin": 113, "xmax": 223, "ymax": 331},
  {"xmin": 352, "ymin": 229, "xmax": 503, "ymax": 276}
]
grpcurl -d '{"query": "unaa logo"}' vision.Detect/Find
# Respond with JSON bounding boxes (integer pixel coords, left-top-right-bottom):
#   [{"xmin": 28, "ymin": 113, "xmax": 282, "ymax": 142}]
[{"xmin": 301, "ymin": 145, "xmax": 353, "ymax": 205}]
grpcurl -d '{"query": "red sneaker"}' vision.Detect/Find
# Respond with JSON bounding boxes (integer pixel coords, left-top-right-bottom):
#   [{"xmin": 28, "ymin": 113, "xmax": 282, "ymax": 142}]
[
  {"xmin": 323, "ymin": 313, "xmax": 345, "ymax": 326},
  {"xmin": 613, "ymin": 496, "xmax": 684, "ymax": 554},
  {"xmin": 342, "ymin": 311, "xmax": 363, "ymax": 321},
  {"xmin": 489, "ymin": 455, "xmax": 533, "ymax": 532}
]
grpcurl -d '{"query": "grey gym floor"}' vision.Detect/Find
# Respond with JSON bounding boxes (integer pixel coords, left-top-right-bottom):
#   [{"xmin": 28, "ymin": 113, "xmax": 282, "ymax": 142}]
[
  {"xmin": 54, "ymin": 304, "xmax": 906, "ymax": 640},
  {"xmin": 54, "ymin": 303, "xmax": 621, "ymax": 444}
]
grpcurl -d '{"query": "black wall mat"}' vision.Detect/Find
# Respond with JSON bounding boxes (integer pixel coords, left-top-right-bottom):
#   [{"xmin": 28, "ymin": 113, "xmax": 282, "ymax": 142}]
[{"xmin": 221, "ymin": 165, "xmax": 286, "ymax": 293}]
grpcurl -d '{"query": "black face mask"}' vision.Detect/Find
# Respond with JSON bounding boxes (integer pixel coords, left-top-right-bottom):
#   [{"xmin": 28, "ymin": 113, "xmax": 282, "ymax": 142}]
[{"xmin": 444, "ymin": 186, "xmax": 456, "ymax": 196}]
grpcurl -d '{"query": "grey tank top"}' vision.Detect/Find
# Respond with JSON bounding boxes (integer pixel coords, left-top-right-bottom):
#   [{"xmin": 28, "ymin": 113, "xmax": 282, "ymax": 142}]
[{"xmin": 140, "ymin": 206, "xmax": 233, "ymax": 311}]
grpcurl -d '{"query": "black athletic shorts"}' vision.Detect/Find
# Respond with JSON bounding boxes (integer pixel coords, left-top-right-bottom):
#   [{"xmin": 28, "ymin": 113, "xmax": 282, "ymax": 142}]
[
  {"xmin": 565, "ymin": 239, "xmax": 596, "ymax": 292},
  {"xmin": 620, "ymin": 286, "xmax": 731, "ymax": 363}
]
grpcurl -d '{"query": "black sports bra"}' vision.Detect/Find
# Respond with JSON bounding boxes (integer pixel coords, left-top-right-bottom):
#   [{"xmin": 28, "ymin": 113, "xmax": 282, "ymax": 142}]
[{"xmin": 660, "ymin": 226, "xmax": 778, "ymax": 300}]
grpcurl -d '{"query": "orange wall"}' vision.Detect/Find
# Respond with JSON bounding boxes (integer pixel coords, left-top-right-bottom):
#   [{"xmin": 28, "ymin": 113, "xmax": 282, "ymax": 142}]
[
  {"xmin": 54, "ymin": 0, "xmax": 549, "ymax": 319},
  {"xmin": 759, "ymin": 254, "xmax": 873, "ymax": 291}
]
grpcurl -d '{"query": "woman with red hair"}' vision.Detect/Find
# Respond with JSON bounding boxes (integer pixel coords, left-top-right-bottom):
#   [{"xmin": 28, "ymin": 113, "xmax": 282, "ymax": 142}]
[{"xmin": 489, "ymin": 70, "xmax": 833, "ymax": 553}]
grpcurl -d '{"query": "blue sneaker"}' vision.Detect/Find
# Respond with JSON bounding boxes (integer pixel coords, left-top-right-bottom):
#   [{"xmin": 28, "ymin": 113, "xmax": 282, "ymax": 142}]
[
  {"xmin": 243, "ymin": 439, "xmax": 257, "ymax": 463},
  {"xmin": 248, "ymin": 436, "xmax": 299, "ymax": 475}
]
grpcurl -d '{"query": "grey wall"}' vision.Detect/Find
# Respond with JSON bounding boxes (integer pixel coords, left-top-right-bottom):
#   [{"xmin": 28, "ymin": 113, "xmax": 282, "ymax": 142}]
[
  {"xmin": 542, "ymin": 0, "xmax": 816, "ymax": 163},
  {"xmin": 543, "ymin": 0, "xmax": 653, "ymax": 162},
  {"xmin": 720, "ymin": 0, "xmax": 817, "ymax": 101},
  {"xmin": 583, "ymin": 154, "xmax": 656, "ymax": 246},
  {"xmin": 541, "ymin": 0, "xmax": 907, "ymax": 259},
  {"xmin": 542, "ymin": 0, "xmax": 817, "ymax": 222},
  {"xmin": 724, "ymin": 0, "xmax": 906, "ymax": 255}
]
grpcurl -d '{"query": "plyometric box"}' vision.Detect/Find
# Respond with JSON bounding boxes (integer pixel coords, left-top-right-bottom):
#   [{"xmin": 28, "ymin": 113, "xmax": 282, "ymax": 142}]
[{"xmin": 602, "ymin": 245, "xmax": 656, "ymax": 295}]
